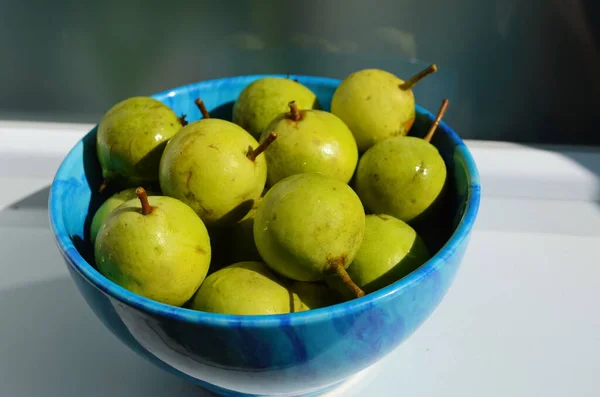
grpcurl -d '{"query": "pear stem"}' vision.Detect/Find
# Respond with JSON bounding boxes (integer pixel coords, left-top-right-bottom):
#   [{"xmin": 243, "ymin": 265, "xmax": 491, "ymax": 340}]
[
  {"xmin": 400, "ymin": 64, "xmax": 438, "ymax": 90},
  {"xmin": 179, "ymin": 114, "xmax": 188, "ymax": 126},
  {"xmin": 195, "ymin": 99, "xmax": 210, "ymax": 119},
  {"xmin": 135, "ymin": 187, "xmax": 154, "ymax": 215},
  {"xmin": 423, "ymin": 99, "xmax": 449, "ymax": 143},
  {"xmin": 247, "ymin": 132, "xmax": 277, "ymax": 161},
  {"xmin": 332, "ymin": 263, "xmax": 365, "ymax": 298},
  {"xmin": 288, "ymin": 101, "xmax": 301, "ymax": 121},
  {"xmin": 98, "ymin": 180, "xmax": 108, "ymax": 193}
]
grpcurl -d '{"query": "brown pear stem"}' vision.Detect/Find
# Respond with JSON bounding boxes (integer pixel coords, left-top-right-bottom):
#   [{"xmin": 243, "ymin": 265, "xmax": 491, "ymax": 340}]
[
  {"xmin": 195, "ymin": 99, "xmax": 210, "ymax": 119},
  {"xmin": 332, "ymin": 263, "xmax": 365, "ymax": 298},
  {"xmin": 135, "ymin": 187, "xmax": 154, "ymax": 215},
  {"xmin": 98, "ymin": 180, "xmax": 108, "ymax": 193},
  {"xmin": 400, "ymin": 64, "xmax": 438, "ymax": 90},
  {"xmin": 423, "ymin": 99, "xmax": 449, "ymax": 143},
  {"xmin": 288, "ymin": 101, "xmax": 301, "ymax": 121},
  {"xmin": 247, "ymin": 132, "xmax": 277, "ymax": 161},
  {"xmin": 179, "ymin": 114, "xmax": 188, "ymax": 126}
]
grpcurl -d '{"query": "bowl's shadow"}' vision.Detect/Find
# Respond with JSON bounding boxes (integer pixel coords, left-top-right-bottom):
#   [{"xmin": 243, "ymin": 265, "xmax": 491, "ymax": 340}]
[
  {"xmin": 0, "ymin": 276, "xmax": 215, "ymax": 397},
  {"xmin": 6, "ymin": 187, "xmax": 51, "ymax": 210}
]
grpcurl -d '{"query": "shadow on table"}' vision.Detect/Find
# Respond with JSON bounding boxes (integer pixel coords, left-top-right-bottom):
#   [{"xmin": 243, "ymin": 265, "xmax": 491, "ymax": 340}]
[
  {"xmin": 0, "ymin": 276, "xmax": 215, "ymax": 397},
  {"xmin": 542, "ymin": 144, "xmax": 600, "ymax": 204},
  {"xmin": 0, "ymin": 186, "xmax": 53, "ymax": 231},
  {"xmin": 6, "ymin": 186, "xmax": 51, "ymax": 210}
]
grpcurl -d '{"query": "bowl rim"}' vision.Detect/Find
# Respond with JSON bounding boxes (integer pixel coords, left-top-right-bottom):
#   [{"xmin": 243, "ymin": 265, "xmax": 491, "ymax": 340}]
[{"xmin": 49, "ymin": 73, "xmax": 481, "ymax": 328}]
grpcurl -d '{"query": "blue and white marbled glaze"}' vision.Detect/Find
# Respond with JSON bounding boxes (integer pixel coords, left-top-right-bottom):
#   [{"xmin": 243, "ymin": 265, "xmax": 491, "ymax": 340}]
[{"xmin": 48, "ymin": 75, "xmax": 481, "ymax": 397}]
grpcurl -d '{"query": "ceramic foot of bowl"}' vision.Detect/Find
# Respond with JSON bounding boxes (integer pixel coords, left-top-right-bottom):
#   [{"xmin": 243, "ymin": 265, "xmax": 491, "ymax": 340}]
[{"xmin": 198, "ymin": 362, "xmax": 380, "ymax": 397}]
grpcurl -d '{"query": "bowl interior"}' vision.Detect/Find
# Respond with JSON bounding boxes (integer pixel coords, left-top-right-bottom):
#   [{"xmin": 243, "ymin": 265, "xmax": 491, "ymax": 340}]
[{"xmin": 49, "ymin": 74, "xmax": 480, "ymax": 324}]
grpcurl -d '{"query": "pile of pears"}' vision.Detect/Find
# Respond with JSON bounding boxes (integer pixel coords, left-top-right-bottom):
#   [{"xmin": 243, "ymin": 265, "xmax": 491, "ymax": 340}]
[{"xmin": 91, "ymin": 65, "xmax": 449, "ymax": 316}]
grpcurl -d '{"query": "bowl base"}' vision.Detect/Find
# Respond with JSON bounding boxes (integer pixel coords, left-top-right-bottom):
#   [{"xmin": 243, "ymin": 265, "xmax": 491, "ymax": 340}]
[
  {"xmin": 198, "ymin": 362, "xmax": 380, "ymax": 397},
  {"xmin": 320, "ymin": 363, "xmax": 380, "ymax": 397}
]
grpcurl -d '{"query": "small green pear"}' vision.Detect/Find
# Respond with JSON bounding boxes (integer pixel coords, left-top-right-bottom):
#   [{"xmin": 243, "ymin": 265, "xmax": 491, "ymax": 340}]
[
  {"xmin": 331, "ymin": 65, "xmax": 437, "ymax": 153},
  {"xmin": 204, "ymin": 228, "xmax": 230, "ymax": 276},
  {"xmin": 94, "ymin": 187, "xmax": 211, "ymax": 307},
  {"xmin": 90, "ymin": 188, "xmax": 158, "ymax": 243},
  {"xmin": 224, "ymin": 197, "xmax": 263, "ymax": 264},
  {"xmin": 159, "ymin": 99, "xmax": 275, "ymax": 227},
  {"xmin": 206, "ymin": 196, "xmax": 264, "ymax": 276},
  {"xmin": 254, "ymin": 173, "xmax": 366, "ymax": 298},
  {"xmin": 290, "ymin": 281, "xmax": 339, "ymax": 312},
  {"xmin": 96, "ymin": 96, "xmax": 184, "ymax": 188},
  {"xmin": 232, "ymin": 77, "xmax": 320, "ymax": 138},
  {"xmin": 189, "ymin": 261, "xmax": 293, "ymax": 315},
  {"xmin": 354, "ymin": 99, "xmax": 449, "ymax": 223},
  {"xmin": 327, "ymin": 214, "xmax": 430, "ymax": 300},
  {"xmin": 260, "ymin": 101, "xmax": 358, "ymax": 185}
]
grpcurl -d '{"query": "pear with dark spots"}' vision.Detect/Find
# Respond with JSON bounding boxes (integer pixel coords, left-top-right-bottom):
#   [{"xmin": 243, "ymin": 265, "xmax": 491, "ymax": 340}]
[
  {"xmin": 254, "ymin": 172, "xmax": 366, "ymax": 298},
  {"xmin": 354, "ymin": 99, "xmax": 449, "ymax": 223},
  {"xmin": 96, "ymin": 96, "xmax": 185, "ymax": 188},
  {"xmin": 159, "ymin": 99, "xmax": 276, "ymax": 228},
  {"xmin": 331, "ymin": 65, "xmax": 437, "ymax": 153},
  {"xmin": 94, "ymin": 188, "xmax": 211, "ymax": 307},
  {"xmin": 260, "ymin": 101, "xmax": 358, "ymax": 186},
  {"xmin": 326, "ymin": 214, "xmax": 430, "ymax": 300},
  {"xmin": 232, "ymin": 77, "xmax": 320, "ymax": 139}
]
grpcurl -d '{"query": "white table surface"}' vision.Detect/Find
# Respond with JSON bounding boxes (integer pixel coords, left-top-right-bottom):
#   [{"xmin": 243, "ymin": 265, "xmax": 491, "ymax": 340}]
[{"xmin": 1, "ymin": 121, "xmax": 599, "ymax": 397}]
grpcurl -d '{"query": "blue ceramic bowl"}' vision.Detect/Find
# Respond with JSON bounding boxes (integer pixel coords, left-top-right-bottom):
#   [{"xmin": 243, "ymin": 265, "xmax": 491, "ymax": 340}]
[{"xmin": 49, "ymin": 75, "xmax": 480, "ymax": 397}]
